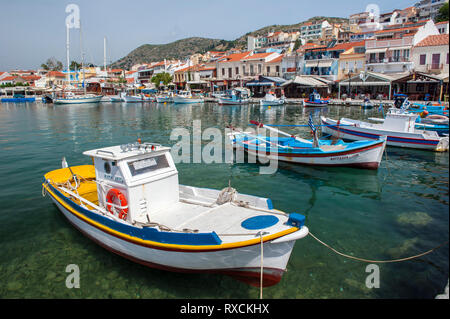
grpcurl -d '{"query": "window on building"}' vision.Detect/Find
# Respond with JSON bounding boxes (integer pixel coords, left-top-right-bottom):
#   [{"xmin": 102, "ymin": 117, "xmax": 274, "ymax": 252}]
[
  {"xmin": 267, "ymin": 66, "xmax": 270, "ymax": 74},
  {"xmin": 243, "ymin": 65, "xmax": 246, "ymax": 74},
  {"xmin": 447, "ymin": 53, "xmax": 449, "ymax": 64},
  {"xmin": 420, "ymin": 54, "xmax": 426, "ymax": 65},
  {"xmin": 235, "ymin": 67, "xmax": 239, "ymax": 75},
  {"xmin": 222, "ymin": 68, "xmax": 225, "ymax": 76},
  {"xmin": 276, "ymin": 66, "xmax": 280, "ymax": 73},
  {"xmin": 228, "ymin": 68, "xmax": 232, "ymax": 78},
  {"xmin": 403, "ymin": 49, "xmax": 410, "ymax": 60},
  {"xmin": 258, "ymin": 64, "xmax": 262, "ymax": 74}
]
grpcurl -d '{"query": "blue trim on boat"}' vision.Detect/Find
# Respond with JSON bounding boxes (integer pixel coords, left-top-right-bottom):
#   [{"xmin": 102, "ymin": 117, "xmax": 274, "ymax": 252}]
[
  {"xmin": 45, "ymin": 180, "xmax": 222, "ymax": 246},
  {"xmin": 241, "ymin": 215, "xmax": 279, "ymax": 230},
  {"xmin": 266, "ymin": 198, "xmax": 274, "ymax": 210}
]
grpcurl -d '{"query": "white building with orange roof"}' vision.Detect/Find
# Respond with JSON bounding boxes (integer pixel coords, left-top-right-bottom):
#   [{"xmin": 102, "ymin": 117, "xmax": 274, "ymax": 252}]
[
  {"xmin": 436, "ymin": 21, "xmax": 449, "ymax": 34},
  {"xmin": 412, "ymin": 33, "xmax": 449, "ymax": 74},
  {"xmin": 365, "ymin": 19, "xmax": 439, "ymax": 74}
]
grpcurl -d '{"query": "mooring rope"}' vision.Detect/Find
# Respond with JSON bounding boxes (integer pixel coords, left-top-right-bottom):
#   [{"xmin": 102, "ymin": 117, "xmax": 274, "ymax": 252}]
[{"xmin": 309, "ymin": 231, "xmax": 449, "ymax": 263}]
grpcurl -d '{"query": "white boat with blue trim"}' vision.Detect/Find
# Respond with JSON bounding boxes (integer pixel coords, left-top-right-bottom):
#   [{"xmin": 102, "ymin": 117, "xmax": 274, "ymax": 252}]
[
  {"xmin": 53, "ymin": 92, "xmax": 103, "ymax": 104},
  {"xmin": 42, "ymin": 141, "xmax": 308, "ymax": 286},
  {"xmin": 260, "ymin": 92, "xmax": 285, "ymax": 106},
  {"xmin": 173, "ymin": 91, "xmax": 204, "ymax": 104},
  {"xmin": 321, "ymin": 108, "xmax": 449, "ymax": 152},
  {"xmin": 228, "ymin": 120, "xmax": 387, "ymax": 169}
]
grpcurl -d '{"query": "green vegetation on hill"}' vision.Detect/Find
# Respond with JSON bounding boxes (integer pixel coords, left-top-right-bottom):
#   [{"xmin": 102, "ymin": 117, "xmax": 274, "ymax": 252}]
[
  {"xmin": 111, "ymin": 16, "xmax": 348, "ymax": 69},
  {"xmin": 111, "ymin": 37, "xmax": 235, "ymax": 69}
]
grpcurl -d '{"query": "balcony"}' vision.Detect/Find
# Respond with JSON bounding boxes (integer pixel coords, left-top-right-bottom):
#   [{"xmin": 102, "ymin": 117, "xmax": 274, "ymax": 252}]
[
  {"xmin": 366, "ymin": 56, "xmax": 411, "ymax": 64},
  {"xmin": 366, "ymin": 37, "xmax": 413, "ymax": 49},
  {"xmin": 427, "ymin": 63, "xmax": 444, "ymax": 72}
]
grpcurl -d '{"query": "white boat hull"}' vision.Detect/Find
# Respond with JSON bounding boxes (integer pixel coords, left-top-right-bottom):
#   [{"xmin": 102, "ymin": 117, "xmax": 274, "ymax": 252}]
[
  {"xmin": 156, "ymin": 96, "xmax": 173, "ymax": 103},
  {"xmin": 49, "ymin": 194, "xmax": 308, "ymax": 286},
  {"xmin": 54, "ymin": 95, "xmax": 103, "ymax": 104},
  {"xmin": 218, "ymin": 98, "xmax": 249, "ymax": 105},
  {"xmin": 260, "ymin": 99, "xmax": 284, "ymax": 106},
  {"xmin": 321, "ymin": 117, "xmax": 449, "ymax": 152},
  {"xmin": 231, "ymin": 135, "xmax": 386, "ymax": 169},
  {"xmin": 173, "ymin": 96, "xmax": 204, "ymax": 104},
  {"xmin": 123, "ymin": 96, "xmax": 144, "ymax": 102}
]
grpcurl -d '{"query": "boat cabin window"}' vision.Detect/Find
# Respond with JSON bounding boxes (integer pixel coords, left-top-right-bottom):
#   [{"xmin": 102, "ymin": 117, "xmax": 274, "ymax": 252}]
[{"xmin": 127, "ymin": 154, "xmax": 170, "ymax": 177}]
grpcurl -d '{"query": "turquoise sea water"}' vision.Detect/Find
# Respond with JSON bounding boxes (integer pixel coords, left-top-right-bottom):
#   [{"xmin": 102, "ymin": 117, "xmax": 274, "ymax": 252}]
[{"xmin": 0, "ymin": 101, "xmax": 448, "ymax": 299}]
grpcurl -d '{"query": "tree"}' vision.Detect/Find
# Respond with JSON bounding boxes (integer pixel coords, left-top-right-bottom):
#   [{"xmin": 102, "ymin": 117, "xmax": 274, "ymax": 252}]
[
  {"xmin": 435, "ymin": 2, "xmax": 449, "ymax": 22},
  {"xmin": 41, "ymin": 57, "xmax": 63, "ymax": 71},
  {"xmin": 70, "ymin": 61, "xmax": 81, "ymax": 70},
  {"xmin": 151, "ymin": 72, "xmax": 173, "ymax": 88},
  {"xmin": 293, "ymin": 38, "xmax": 302, "ymax": 51}
]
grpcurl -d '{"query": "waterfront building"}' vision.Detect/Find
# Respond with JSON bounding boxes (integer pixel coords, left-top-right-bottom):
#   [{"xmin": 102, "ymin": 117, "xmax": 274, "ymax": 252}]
[
  {"xmin": 303, "ymin": 41, "xmax": 364, "ymax": 82},
  {"xmin": 436, "ymin": 21, "xmax": 449, "ymax": 34},
  {"xmin": 412, "ymin": 33, "xmax": 449, "ymax": 75},
  {"xmin": 415, "ymin": 0, "xmax": 449, "ymax": 21},
  {"xmin": 300, "ymin": 20, "xmax": 331, "ymax": 42},
  {"xmin": 337, "ymin": 41, "xmax": 366, "ymax": 81},
  {"xmin": 365, "ymin": 20, "xmax": 439, "ymax": 74},
  {"xmin": 214, "ymin": 51, "xmax": 251, "ymax": 89}
]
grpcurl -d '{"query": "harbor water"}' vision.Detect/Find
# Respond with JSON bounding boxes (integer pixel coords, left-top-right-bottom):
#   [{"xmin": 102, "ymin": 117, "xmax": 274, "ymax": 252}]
[{"xmin": 0, "ymin": 101, "xmax": 448, "ymax": 298}]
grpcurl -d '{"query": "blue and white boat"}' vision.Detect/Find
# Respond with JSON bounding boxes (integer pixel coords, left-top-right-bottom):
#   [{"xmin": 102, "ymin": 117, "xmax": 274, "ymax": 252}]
[
  {"xmin": 43, "ymin": 141, "xmax": 309, "ymax": 287},
  {"xmin": 53, "ymin": 92, "xmax": 102, "ymax": 104},
  {"xmin": 322, "ymin": 108, "xmax": 449, "ymax": 152},
  {"xmin": 173, "ymin": 90, "xmax": 204, "ymax": 104},
  {"xmin": 260, "ymin": 92, "xmax": 285, "ymax": 106},
  {"xmin": 1, "ymin": 94, "xmax": 35, "ymax": 103},
  {"xmin": 303, "ymin": 91, "xmax": 329, "ymax": 107},
  {"xmin": 228, "ymin": 120, "xmax": 387, "ymax": 169},
  {"xmin": 218, "ymin": 88, "xmax": 250, "ymax": 105}
]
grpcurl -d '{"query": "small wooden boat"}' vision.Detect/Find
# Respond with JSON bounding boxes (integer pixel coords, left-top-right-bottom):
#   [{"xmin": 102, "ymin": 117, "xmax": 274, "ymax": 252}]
[
  {"xmin": 303, "ymin": 91, "xmax": 329, "ymax": 107},
  {"xmin": 228, "ymin": 120, "xmax": 387, "ymax": 169},
  {"xmin": 260, "ymin": 92, "xmax": 285, "ymax": 106},
  {"xmin": 322, "ymin": 108, "xmax": 449, "ymax": 152},
  {"xmin": 173, "ymin": 90, "xmax": 204, "ymax": 104},
  {"xmin": 42, "ymin": 141, "xmax": 308, "ymax": 287},
  {"xmin": 218, "ymin": 88, "xmax": 250, "ymax": 105}
]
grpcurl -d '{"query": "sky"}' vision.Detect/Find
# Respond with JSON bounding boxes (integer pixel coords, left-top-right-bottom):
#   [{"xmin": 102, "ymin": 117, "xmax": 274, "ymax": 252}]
[{"xmin": 0, "ymin": 0, "xmax": 416, "ymax": 70}]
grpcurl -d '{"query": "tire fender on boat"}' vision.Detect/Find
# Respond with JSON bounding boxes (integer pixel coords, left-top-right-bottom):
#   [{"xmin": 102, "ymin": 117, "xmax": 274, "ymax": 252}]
[{"xmin": 106, "ymin": 188, "xmax": 128, "ymax": 220}]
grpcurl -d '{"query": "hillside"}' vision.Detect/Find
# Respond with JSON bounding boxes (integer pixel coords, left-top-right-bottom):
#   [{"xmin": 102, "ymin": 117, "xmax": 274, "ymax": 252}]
[
  {"xmin": 111, "ymin": 16, "xmax": 348, "ymax": 69},
  {"xmin": 234, "ymin": 16, "xmax": 349, "ymax": 46},
  {"xmin": 111, "ymin": 37, "xmax": 235, "ymax": 69}
]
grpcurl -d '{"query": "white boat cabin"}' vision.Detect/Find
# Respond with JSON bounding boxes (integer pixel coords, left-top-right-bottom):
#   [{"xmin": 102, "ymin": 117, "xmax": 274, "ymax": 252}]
[
  {"xmin": 83, "ymin": 142, "xmax": 179, "ymax": 224},
  {"xmin": 382, "ymin": 108, "xmax": 419, "ymax": 133}
]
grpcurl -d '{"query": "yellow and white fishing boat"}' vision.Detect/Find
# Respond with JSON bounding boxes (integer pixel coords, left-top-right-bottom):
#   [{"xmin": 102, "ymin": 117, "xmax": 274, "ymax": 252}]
[{"xmin": 42, "ymin": 141, "xmax": 308, "ymax": 286}]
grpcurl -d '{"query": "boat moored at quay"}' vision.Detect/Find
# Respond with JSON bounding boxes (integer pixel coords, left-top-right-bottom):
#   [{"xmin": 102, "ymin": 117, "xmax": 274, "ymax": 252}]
[
  {"xmin": 42, "ymin": 141, "xmax": 308, "ymax": 287},
  {"xmin": 321, "ymin": 108, "xmax": 449, "ymax": 152}
]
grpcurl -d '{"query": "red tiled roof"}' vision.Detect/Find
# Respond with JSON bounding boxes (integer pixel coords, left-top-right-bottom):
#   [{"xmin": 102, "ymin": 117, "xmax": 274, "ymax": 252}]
[
  {"xmin": 1, "ymin": 76, "xmax": 18, "ymax": 81},
  {"xmin": 327, "ymin": 40, "xmax": 365, "ymax": 52},
  {"xmin": 47, "ymin": 71, "xmax": 66, "ymax": 78},
  {"xmin": 241, "ymin": 52, "xmax": 275, "ymax": 61},
  {"xmin": 267, "ymin": 54, "xmax": 284, "ymax": 63},
  {"xmin": 218, "ymin": 51, "xmax": 250, "ymax": 63},
  {"xmin": 415, "ymin": 34, "xmax": 449, "ymax": 47},
  {"xmin": 436, "ymin": 21, "xmax": 449, "ymax": 25}
]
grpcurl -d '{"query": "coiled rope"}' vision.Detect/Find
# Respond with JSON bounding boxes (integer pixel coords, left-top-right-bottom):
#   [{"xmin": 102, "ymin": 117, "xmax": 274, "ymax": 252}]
[{"xmin": 309, "ymin": 231, "xmax": 449, "ymax": 263}]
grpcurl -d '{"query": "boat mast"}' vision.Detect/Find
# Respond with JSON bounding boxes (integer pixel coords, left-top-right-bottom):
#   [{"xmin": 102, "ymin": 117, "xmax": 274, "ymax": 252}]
[
  {"xmin": 66, "ymin": 23, "xmax": 70, "ymax": 88},
  {"xmin": 104, "ymin": 36, "xmax": 107, "ymax": 73},
  {"xmin": 79, "ymin": 20, "xmax": 86, "ymax": 95}
]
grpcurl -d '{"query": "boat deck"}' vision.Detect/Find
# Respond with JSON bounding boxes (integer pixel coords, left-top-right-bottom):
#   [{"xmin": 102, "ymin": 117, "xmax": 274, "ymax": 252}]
[{"xmin": 44, "ymin": 166, "xmax": 296, "ymax": 244}]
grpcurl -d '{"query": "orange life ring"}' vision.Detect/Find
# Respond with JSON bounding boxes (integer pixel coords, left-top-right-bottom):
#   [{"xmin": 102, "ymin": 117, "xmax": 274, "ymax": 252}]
[{"xmin": 106, "ymin": 188, "xmax": 128, "ymax": 220}]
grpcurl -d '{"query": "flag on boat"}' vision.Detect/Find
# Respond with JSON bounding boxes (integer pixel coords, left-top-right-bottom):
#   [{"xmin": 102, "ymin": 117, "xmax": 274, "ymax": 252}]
[{"xmin": 308, "ymin": 114, "xmax": 316, "ymax": 132}]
